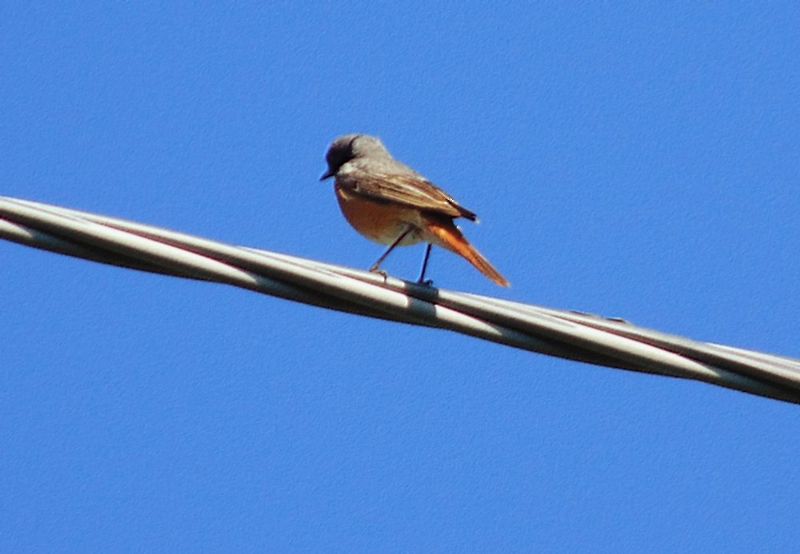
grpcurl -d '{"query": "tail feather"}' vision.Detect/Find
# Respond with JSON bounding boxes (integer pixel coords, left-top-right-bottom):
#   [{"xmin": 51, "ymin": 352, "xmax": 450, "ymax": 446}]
[{"xmin": 424, "ymin": 218, "xmax": 510, "ymax": 287}]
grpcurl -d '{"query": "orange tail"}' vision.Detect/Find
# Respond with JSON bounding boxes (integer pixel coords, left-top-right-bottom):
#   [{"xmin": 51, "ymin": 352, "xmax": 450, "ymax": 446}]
[{"xmin": 424, "ymin": 218, "xmax": 510, "ymax": 287}]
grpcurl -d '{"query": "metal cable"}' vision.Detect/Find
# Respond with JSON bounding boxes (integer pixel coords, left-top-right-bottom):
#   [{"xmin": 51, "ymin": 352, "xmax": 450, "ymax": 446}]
[{"xmin": 2, "ymin": 195, "xmax": 799, "ymax": 404}]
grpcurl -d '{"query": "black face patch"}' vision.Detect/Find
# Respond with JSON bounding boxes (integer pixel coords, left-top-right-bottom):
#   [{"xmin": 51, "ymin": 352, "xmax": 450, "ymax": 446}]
[{"xmin": 325, "ymin": 135, "xmax": 362, "ymax": 175}]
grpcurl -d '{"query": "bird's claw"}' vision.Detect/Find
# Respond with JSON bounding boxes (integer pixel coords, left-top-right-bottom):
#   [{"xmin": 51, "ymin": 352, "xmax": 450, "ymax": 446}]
[{"xmin": 369, "ymin": 267, "xmax": 389, "ymax": 282}]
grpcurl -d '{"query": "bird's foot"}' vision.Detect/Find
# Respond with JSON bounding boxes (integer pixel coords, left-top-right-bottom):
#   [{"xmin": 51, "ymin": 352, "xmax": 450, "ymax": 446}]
[{"xmin": 369, "ymin": 266, "xmax": 389, "ymax": 282}]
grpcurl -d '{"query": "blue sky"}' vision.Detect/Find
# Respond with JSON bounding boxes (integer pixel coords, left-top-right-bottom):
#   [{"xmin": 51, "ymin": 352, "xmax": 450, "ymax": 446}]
[{"xmin": 2, "ymin": 2, "xmax": 799, "ymax": 551}]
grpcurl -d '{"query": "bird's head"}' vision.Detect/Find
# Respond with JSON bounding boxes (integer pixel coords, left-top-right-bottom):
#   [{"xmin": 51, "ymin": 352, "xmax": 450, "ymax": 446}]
[{"xmin": 320, "ymin": 134, "xmax": 389, "ymax": 180}]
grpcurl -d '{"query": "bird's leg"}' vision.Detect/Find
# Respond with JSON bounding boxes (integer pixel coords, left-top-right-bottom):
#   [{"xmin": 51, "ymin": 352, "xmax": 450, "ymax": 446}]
[
  {"xmin": 417, "ymin": 244, "xmax": 433, "ymax": 286},
  {"xmin": 369, "ymin": 226, "xmax": 413, "ymax": 273}
]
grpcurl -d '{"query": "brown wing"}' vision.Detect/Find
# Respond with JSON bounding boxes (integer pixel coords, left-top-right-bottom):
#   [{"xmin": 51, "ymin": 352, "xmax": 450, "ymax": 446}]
[{"xmin": 337, "ymin": 171, "xmax": 478, "ymax": 221}]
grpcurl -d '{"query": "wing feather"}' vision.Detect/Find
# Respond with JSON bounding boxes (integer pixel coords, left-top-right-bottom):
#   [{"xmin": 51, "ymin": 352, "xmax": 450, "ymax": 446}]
[{"xmin": 337, "ymin": 171, "xmax": 477, "ymax": 221}]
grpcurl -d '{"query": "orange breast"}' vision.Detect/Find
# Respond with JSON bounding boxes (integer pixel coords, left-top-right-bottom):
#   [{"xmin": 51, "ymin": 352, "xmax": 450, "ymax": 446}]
[{"xmin": 335, "ymin": 185, "xmax": 424, "ymax": 246}]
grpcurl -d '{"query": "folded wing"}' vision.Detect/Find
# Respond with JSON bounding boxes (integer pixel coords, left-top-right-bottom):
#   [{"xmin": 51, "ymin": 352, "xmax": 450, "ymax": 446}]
[{"xmin": 337, "ymin": 171, "xmax": 478, "ymax": 221}]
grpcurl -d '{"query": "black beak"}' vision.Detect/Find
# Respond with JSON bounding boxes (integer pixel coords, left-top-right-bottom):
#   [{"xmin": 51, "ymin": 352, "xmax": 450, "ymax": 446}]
[{"xmin": 319, "ymin": 168, "xmax": 334, "ymax": 181}]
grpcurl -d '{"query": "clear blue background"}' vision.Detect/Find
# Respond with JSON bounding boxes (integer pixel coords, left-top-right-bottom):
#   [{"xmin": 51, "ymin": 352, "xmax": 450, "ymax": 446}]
[{"xmin": 2, "ymin": 3, "xmax": 799, "ymax": 552}]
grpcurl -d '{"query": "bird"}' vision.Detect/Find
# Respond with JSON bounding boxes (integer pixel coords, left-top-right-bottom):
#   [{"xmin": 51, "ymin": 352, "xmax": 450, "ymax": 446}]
[{"xmin": 320, "ymin": 134, "xmax": 509, "ymax": 287}]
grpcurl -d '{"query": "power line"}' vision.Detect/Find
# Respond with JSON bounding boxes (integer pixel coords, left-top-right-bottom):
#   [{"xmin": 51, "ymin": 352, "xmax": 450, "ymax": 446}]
[{"xmin": 2, "ymin": 195, "xmax": 799, "ymax": 404}]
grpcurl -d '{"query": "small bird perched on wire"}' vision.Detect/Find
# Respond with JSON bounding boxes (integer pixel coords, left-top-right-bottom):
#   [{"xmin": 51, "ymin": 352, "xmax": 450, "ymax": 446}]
[{"xmin": 320, "ymin": 134, "xmax": 509, "ymax": 287}]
